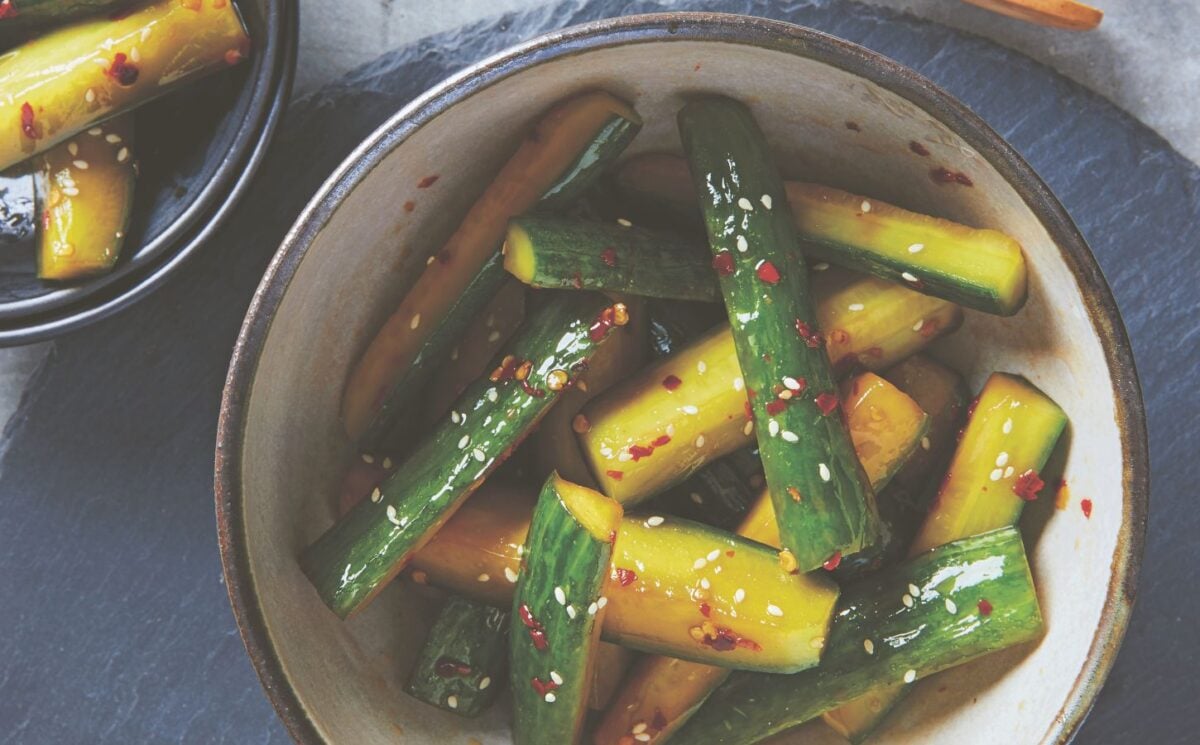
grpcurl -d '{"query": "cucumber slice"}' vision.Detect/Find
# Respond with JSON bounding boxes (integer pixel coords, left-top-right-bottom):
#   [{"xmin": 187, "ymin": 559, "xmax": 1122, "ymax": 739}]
[
  {"xmin": 404, "ymin": 596, "xmax": 507, "ymax": 717},
  {"xmin": 0, "ymin": 0, "xmax": 251, "ymax": 171},
  {"xmin": 301, "ymin": 292, "xmax": 626, "ymax": 618},
  {"xmin": 0, "ymin": 0, "xmax": 123, "ymax": 37},
  {"xmin": 340, "ymin": 92, "xmax": 640, "ymax": 444},
  {"xmin": 671, "ymin": 527, "xmax": 1044, "ymax": 745},
  {"xmin": 823, "ymin": 371, "xmax": 1065, "ymax": 742},
  {"xmin": 36, "ymin": 114, "xmax": 134, "ymax": 280},
  {"xmin": 579, "ymin": 267, "xmax": 960, "ymax": 505},
  {"xmin": 509, "ymin": 474, "xmax": 622, "ymax": 745},
  {"xmin": 504, "ymin": 215, "xmax": 717, "ymax": 301}
]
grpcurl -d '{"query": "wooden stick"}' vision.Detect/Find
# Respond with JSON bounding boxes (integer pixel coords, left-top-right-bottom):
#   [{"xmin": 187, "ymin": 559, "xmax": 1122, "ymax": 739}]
[{"xmin": 961, "ymin": 0, "xmax": 1104, "ymax": 30}]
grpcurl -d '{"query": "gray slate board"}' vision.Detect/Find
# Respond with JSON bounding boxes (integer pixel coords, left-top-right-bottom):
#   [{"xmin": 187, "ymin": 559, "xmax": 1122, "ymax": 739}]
[{"xmin": 0, "ymin": 1, "xmax": 1195, "ymax": 742}]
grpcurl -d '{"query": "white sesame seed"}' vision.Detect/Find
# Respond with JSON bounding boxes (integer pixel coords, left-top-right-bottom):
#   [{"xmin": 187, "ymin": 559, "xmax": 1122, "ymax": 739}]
[
  {"xmin": 129, "ymin": 46, "xmax": 141, "ymax": 63},
  {"xmin": 698, "ymin": 360, "xmax": 707, "ymax": 374},
  {"xmin": 902, "ymin": 593, "xmax": 914, "ymax": 608},
  {"xmin": 912, "ymin": 319, "xmax": 925, "ymax": 332},
  {"xmin": 945, "ymin": 598, "xmax": 958, "ymax": 614},
  {"xmin": 695, "ymin": 435, "xmax": 706, "ymax": 448},
  {"xmin": 736, "ymin": 235, "xmax": 749, "ymax": 252},
  {"xmin": 550, "ymin": 670, "xmax": 564, "ymax": 685},
  {"xmin": 566, "ymin": 605, "xmax": 577, "ymax": 619},
  {"xmin": 87, "ymin": 127, "xmax": 102, "ymax": 136},
  {"xmin": 385, "ymin": 505, "xmax": 403, "ymax": 527},
  {"xmin": 383, "ymin": 457, "xmax": 393, "ymax": 469},
  {"xmin": 1003, "ymin": 418, "xmax": 1014, "ymax": 434},
  {"xmin": 458, "ymin": 435, "xmax": 470, "ymax": 449},
  {"xmin": 633, "ymin": 723, "xmax": 648, "ymax": 735},
  {"xmin": 666, "ymin": 424, "xmax": 676, "ymax": 437},
  {"xmin": 73, "ymin": 160, "xmax": 89, "ymax": 170},
  {"xmin": 618, "ymin": 452, "xmax": 633, "ymax": 462},
  {"xmin": 410, "ymin": 313, "xmax": 421, "ymax": 330},
  {"xmin": 635, "ymin": 735, "xmax": 651, "ymax": 743},
  {"xmin": 1004, "ymin": 466, "xmax": 1015, "ymax": 478},
  {"xmin": 68, "ymin": 143, "xmax": 78, "ymax": 156},
  {"xmin": 813, "ymin": 262, "xmax": 830, "ymax": 271},
  {"xmin": 848, "ymin": 303, "xmax": 865, "ymax": 311},
  {"xmin": 901, "ymin": 271, "xmax": 920, "ymax": 283},
  {"xmin": 743, "ymin": 421, "xmax": 754, "ymax": 436},
  {"xmin": 682, "ymin": 405, "xmax": 699, "ymax": 415},
  {"xmin": 105, "ymin": 133, "xmax": 122, "ymax": 144},
  {"xmin": 864, "ymin": 639, "xmax": 875, "ymax": 655},
  {"xmin": 996, "ymin": 451, "xmax": 1009, "ymax": 467},
  {"xmin": 782, "ymin": 376, "xmax": 801, "ymax": 390},
  {"xmin": 909, "ymin": 584, "xmax": 920, "ymax": 597},
  {"xmin": 819, "ymin": 463, "xmax": 831, "ymax": 482},
  {"xmin": 451, "ymin": 410, "xmax": 462, "ymax": 424},
  {"xmin": 860, "ymin": 200, "xmax": 872, "ymax": 213},
  {"xmin": 645, "ymin": 516, "xmax": 665, "ymax": 527},
  {"xmin": 908, "ymin": 243, "xmax": 925, "ymax": 254},
  {"xmin": 733, "ymin": 377, "xmax": 744, "ymax": 391},
  {"xmin": 93, "ymin": 58, "xmax": 108, "ymax": 67},
  {"xmin": 707, "ymin": 549, "xmax": 720, "ymax": 561},
  {"xmin": 362, "ymin": 453, "xmax": 375, "ymax": 464},
  {"xmin": 700, "ymin": 578, "xmax": 711, "ymax": 590},
  {"xmin": 447, "ymin": 695, "xmax": 458, "ymax": 709},
  {"xmin": 588, "ymin": 601, "xmax": 598, "ymax": 615},
  {"xmin": 487, "ymin": 330, "xmax": 501, "ymax": 343},
  {"xmin": 472, "ymin": 448, "xmax": 486, "ymax": 461},
  {"xmin": 370, "ymin": 488, "xmax": 382, "ymax": 503},
  {"xmin": 921, "ymin": 436, "xmax": 931, "ymax": 451},
  {"xmin": 768, "ymin": 420, "xmax": 780, "ymax": 437},
  {"xmin": 116, "ymin": 147, "xmax": 130, "ymax": 163},
  {"xmin": 734, "ymin": 588, "xmax": 745, "ymax": 603},
  {"xmin": 904, "ymin": 669, "xmax": 917, "ymax": 683},
  {"xmin": 767, "ymin": 604, "xmax": 784, "ymax": 617},
  {"xmin": 596, "ymin": 596, "xmax": 608, "ymax": 609},
  {"xmin": 693, "ymin": 558, "xmax": 707, "ymax": 570},
  {"xmin": 476, "ymin": 573, "xmax": 490, "ymax": 583},
  {"xmin": 141, "ymin": 27, "xmax": 152, "ymax": 42},
  {"xmin": 84, "ymin": 88, "xmax": 96, "ymax": 103},
  {"xmin": 691, "ymin": 492, "xmax": 704, "ymax": 504},
  {"xmin": 761, "ymin": 194, "xmax": 773, "ymax": 209},
  {"xmin": 737, "ymin": 197, "xmax": 754, "ymax": 211},
  {"xmin": 990, "ymin": 468, "xmax": 1003, "ymax": 481},
  {"xmin": 617, "ymin": 218, "xmax": 633, "ymax": 227},
  {"xmin": 426, "ymin": 255, "xmax": 436, "ymax": 266},
  {"xmin": 545, "ymin": 692, "xmax": 556, "ymax": 703},
  {"xmin": 555, "ymin": 587, "xmax": 566, "ymax": 605},
  {"xmin": 486, "ymin": 388, "xmax": 499, "ymax": 402},
  {"xmin": 810, "ymin": 637, "xmax": 825, "ymax": 649},
  {"xmin": 479, "ymin": 676, "xmax": 491, "ymax": 690},
  {"xmin": 504, "ymin": 567, "xmax": 519, "ymax": 583},
  {"xmin": 62, "ymin": 187, "xmax": 79, "ymax": 197},
  {"xmin": 781, "ymin": 431, "xmax": 799, "ymax": 443}
]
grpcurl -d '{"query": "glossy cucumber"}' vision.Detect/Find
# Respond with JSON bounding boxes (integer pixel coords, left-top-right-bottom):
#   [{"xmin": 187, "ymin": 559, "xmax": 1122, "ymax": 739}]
[
  {"xmin": 404, "ymin": 596, "xmax": 507, "ymax": 716},
  {"xmin": 509, "ymin": 474, "xmax": 622, "ymax": 745},
  {"xmin": 0, "ymin": 0, "xmax": 250, "ymax": 171},
  {"xmin": 36, "ymin": 114, "xmax": 134, "ymax": 280},
  {"xmin": 301, "ymin": 292, "xmax": 625, "ymax": 618},
  {"xmin": 0, "ymin": 0, "xmax": 123, "ymax": 37},
  {"xmin": 670, "ymin": 527, "xmax": 1044, "ymax": 745},
  {"xmin": 340, "ymin": 92, "xmax": 640, "ymax": 444},
  {"xmin": 503, "ymin": 215, "xmax": 717, "ymax": 301}
]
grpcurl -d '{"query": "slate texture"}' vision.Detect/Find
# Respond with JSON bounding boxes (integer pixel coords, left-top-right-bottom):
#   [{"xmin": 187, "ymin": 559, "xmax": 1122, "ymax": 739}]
[{"xmin": 0, "ymin": 1, "xmax": 1195, "ymax": 743}]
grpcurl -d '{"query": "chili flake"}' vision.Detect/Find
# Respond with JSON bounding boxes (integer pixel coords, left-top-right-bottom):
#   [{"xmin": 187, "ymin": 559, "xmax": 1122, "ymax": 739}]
[
  {"xmin": 615, "ymin": 568, "xmax": 638, "ymax": 587},
  {"xmin": 1081, "ymin": 499, "xmax": 1093, "ymax": 519},
  {"xmin": 417, "ymin": 174, "xmax": 439, "ymax": 188},
  {"xmin": 1012, "ymin": 469, "xmax": 1045, "ymax": 501},
  {"xmin": 765, "ymin": 399, "xmax": 788, "ymax": 416},
  {"xmin": 929, "ymin": 166, "xmax": 973, "ymax": 187},
  {"xmin": 909, "ymin": 141, "xmax": 930, "ymax": 157},
  {"xmin": 977, "ymin": 598, "xmax": 993, "ymax": 616},
  {"xmin": 662, "ymin": 374, "xmax": 682, "ymax": 391},
  {"xmin": 600, "ymin": 247, "xmax": 618, "ymax": 267},
  {"xmin": 0, "ymin": 1, "xmax": 17, "ymax": 21},
  {"xmin": 434, "ymin": 658, "xmax": 473, "ymax": 678},
  {"xmin": 605, "ymin": 470, "xmax": 624, "ymax": 481},
  {"xmin": 794, "ymin": 319, "xmax": 824, "ymax": 348},
  {"xmin": 822, "ymin": 551, "xmax": 843, "ymax": 571},
  {"xmin": 518, "ymin": 604, "xmax": 548, "ymax": 650},
  {"xmin": 530, "ymin": 676, "xmax": 559, "ymax": 697},
  {"xmin": 628, "ymin": 444, "xmax": 654, "ymax": 461},
  {"xmin": 755, "ymin": 260, "xmax": 781, "ymax": 284},
  {"xmin": 711, "ymin": 251, "xmax": 735, "ymax": 277},
  {"xmin": 651, "ymin": 434, "xmax": 671, "ymax": 448},
  {"xmin": 106, "ymin": 53, "xmax": 139, "ymax": 86},
  {"xmin": 19, "ymin": 102, "xmax": 37, "ymax": 140},
  {"xmin": 698, "ymin": 602, "xmax": 712, "ymax": 617}
]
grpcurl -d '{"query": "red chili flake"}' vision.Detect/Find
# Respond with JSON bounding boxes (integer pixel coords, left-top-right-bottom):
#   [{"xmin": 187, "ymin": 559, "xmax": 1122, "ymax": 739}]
[
  {"xmin": 693, "ymin": 63, "xmax": 701, "ymax": 72},
  {"xmin": 608, "ymin": 529, "xmax": 617, "ymax": 544},
  {"xmin": 19, "ymin": 102, "xmax": 37, "ymax": 140},
  {"xmin": 651, "ymin": 709, "xmax": 668, "ymax": 731},
  {"xmin": 755, "ymin": 260, "xmax": 781, "ymax": 284},
  {"xmin": 628, "ymin": 444, "xmax": 655, "ymax": 461},
  {"xmin": 700, "ymin": 627, "xmax": 762, "ymax": 652},
  {"xmin": 0, "ymin": 1, "xmax": 17, "ymax": 20},
  {"xmin": 106, "ymin": 53, "xmax": 139, "ymax": 87},
  {"xmin": 725, "ymin": 550, "xmax": 735, "ymax": 557},
  {"xmin": 1081, "ymin": 499, "xmax": 1093, "ymax": 519},
  {"xmin": 403, "ymin": 201, "xmax": 415, "ymax": 213},
  {"xmin": 814, "ymin": 392, "xmax": 840, "ymax": 416},
  {"xmin": 600, "ymin": 247, "xmax": 618, "ymax": 267},
  {"xmin": 977, "ymin": 599, "xmax": 993, "ymax": 616},
  {"xmin": 434, "ymin": 658, "xmax": 473, "ymax": 678},
  {"xmin": 1012, "ymin": 469, "xmax": 1045, "ymax": 501},
  {"xmin": 822, "ymin": 551, "xmax": 843, "ymax": 571},
  {"xmin": 605, "ymin": 470, "xmax": 624, "ymax": 481},
  {"xmin": 909, "ymin": 140, "xmax": 930, "ymax": 157},
  {"xmin": 845, "ymin": 121, "xmax": 861, "ymax": 132},
  {"xmin": 828, "ymin": 328, "xmax": 850, "ymax": 345},
  {"xmin": 765, "ymin": 399, "xmax": 788, "ymax": 416},
  {"xmin": 794, "ymin": 319, "xmax": 824, "ymax": 348},
  {"xmin": 711, "ymin": 251, "xmax": 735, "ymax": 277},
  {"xmin": 589, "ymin": 306, "xmax": 617, "ymax": 342},
  {"xmin": 929, "ymin": 167, "xmax": 973, "ymax": 187},
  {"xmin": 520, "ymin": 380, "xmax": 546, "ymax": 398},
  {"xmin": 518, "ymin": 604, "xmax": 549, "ymax": 651},
  {"xmin": 417, "ymin": 174, "xmax": 439, "ymax": 188},
  {"xmin": 662, "ymin": 374, "xmax": 682, "ymax": 391},
  {"xmin": 651, "ymin": 434, "xmax": 671, "ymax": 447},
  {"xmin": 698, "ymin": 602, "xmax": 712, "ymax": 617},
  {"xmin": 530, "ymin": 676, "xmax": 560, "ymax": 696},
  {"xmin": 615, "ymin": 568, "xmax": 638, "ymax": 587},
  {"xmin": 743, "ymin": 401, "xmax": 754, "ymax": 421},
  {"xmin": 920, "ymin": 317, "xmax": 941, "ymax": 338}
]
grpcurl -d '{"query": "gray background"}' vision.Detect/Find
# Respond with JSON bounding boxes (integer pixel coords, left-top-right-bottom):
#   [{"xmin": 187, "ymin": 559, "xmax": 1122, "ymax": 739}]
[{"xmin": 1, "ymin": 0, "xmax": 1196, "ymax": 743}]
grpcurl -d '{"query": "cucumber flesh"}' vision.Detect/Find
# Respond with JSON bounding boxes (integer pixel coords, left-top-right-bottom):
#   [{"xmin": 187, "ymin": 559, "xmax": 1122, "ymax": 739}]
[{"xmin": 404, "ymin": 596, "xmax": 508, "ymax": 717}]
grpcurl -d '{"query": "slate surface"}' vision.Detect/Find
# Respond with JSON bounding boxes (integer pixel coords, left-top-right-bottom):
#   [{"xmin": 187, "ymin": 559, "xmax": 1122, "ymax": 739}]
[{"xmin": 1, "ymin": 1, "xmax": 1196, "ymax": 743}]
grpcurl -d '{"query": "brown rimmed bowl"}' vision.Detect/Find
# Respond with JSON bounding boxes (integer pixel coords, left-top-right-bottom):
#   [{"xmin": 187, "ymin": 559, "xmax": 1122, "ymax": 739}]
[{"xmin": 215, "ymin": 12, "xmax": 1147, "ymax": 744}]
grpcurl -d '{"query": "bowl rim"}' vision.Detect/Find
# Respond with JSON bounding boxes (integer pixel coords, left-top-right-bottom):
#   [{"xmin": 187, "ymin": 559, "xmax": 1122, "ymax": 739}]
[
  {"xmin": 214, "ymin": 11, "xmax": 1149, "ymax": 744},
  {"xmin": 0, "ymin": 0, "xmax": 299, "ymax": 345}
]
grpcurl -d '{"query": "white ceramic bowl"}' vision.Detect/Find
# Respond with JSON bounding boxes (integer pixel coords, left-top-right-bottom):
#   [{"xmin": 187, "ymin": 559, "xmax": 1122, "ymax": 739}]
[{"xmin": 216, "ymin": 13, "xmax": 1147, "ymax": 745}]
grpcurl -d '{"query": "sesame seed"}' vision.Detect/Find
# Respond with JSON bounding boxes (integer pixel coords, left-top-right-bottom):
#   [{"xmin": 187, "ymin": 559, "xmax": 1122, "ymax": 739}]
[
  {"xmin": 945, "ymin": 598, "xmax": 957, "ymax": 614},
  {"xmin": 87, "ymin": 127, "xmax": 103, "ymax": 136},
  {"xmin": 781, "ymin": 431, "xmax": 799, "ymax": 443},
  {"xmin": 743, "ymin": 421, "xmax": 754, "ymax": 436},
  {"xmin": 736, "ymin": 235, "xmax": 749, "ymax": 252},
  {"xmin": 426, "ymin": 255, "xmax": 436, "ymax": 265},
  {"xmin": 860, "ymin": 200, "xmax": 872, "ymax": 213},
  {"xmin": 116, "ymin": 147, "xmax": 130, "ymax": 163},
  {"xmin": 566, "ymin": 605, "xmax": 577, "ymax": 619},
  {"xmin": 458, "ymin": 435, "xmax": 470, "ymax": 449},
  {"xmin": 68, "ymin": 143, "xmax": 78, "ymax": 156},
  {"xmin": 864, "ymin": 639, "xmax": 875, "ymax": 655},
  {"xmin": 129, "ymin": 46, "xmax": 141, "ymax": 63},
  {"xmin": 73, "ymin": 160, "xmax": 89, "ymax": 170},
  {"xmin": 902, "ymin": 271, "xmax": 920, "ymax": 283},
  {"xmin": 782, "ymin": 376, "xmax": 801, "ymax": 390},
  {"xmin": 596, "ymin": 596, "xmax": 608, "ymax": 609},
  {"xmin": 734, "ymin": 588, "xmax": 745, "ymax": 603},
  {"xmin": 912, "ymin": 319, "xmax": 925, "ymax": 332},
  {"xmin": 691, "ymin": 492, "xmax": 704, "ymax": 504},
  {"xmin": 733, "ymin": 377, "xmax": 744, "ymax": 391},
  {"xmin": 761, "ymin": 194, "xmax": 773, "ymax": 209},
  {"xmin": 1004, "ymin": 466, "xmax": 1015, "ymax": 478},
  {"xmin": 990, "ymin": 468, "xmax": 1003, "ymax": 481},
  {"xmin": 451, "ymin": 410, "xmax": 462, "ymax": 424},
  {"xmin": 447, "ymin": 695, "xmax": 458, "ymax": 709},
  {"xmin": 1003, "ymin": 418, "xmax": 1014, "ymax": 434},
  {"xmin": 707, "ymin": 549, "xmax": 720, "ymax": 561},
  {"xmin": 767, "ymin": 604, "xmax": 784, "ymax": 617},
  {"xmin": 695, "ymin": 435, "xmax": 706, "ymax": 448},
  {"xmin": 902, "ymin": 593, "xmax": 914, "ymax": 608},
  {"xmin": 370, "ymin": 488, "xmax": 382, "ymax": 503},
  {"xmin": 93, "ymin": 58, "xmax": 108, "ymax": 67},
  {"xmin": 819, "ymin": 463, "xmax": 831, "ymax": 481},
  {"xmin": 545, "ymin": 692, "xmax": 556, "ymax": 703},
  {"xmin": 810, "ymin": 637, "xmax": 825, "ymax": 649},
  {"xmin": 666, "ymin": 424, "xmax": 676, "ymax": 437},
  {"xmin": 768, "ymin": 420, "xmax": 780, "ymax": 437},
  {"xmin": 618, "ymin": 452, "xmax": 633, "ymax": 462},
  {"xmin": 486, "ymin": 388, "xmax": 499, "ymax": 402},
  {"xmin": 504, "ymin": 567, "xmax": 519, "ymax": 583},
  {"xmin": 698, "ymin": 360, "xmax": 707, "ymax": 374},
  {"xmin": 737, "ymin": 197, "xmax": 754, "ymax": 210},
  {"xmin": 813, "ymin": 262, "xmax": 830, "ymax": 271},
  {"xmin": 909, "ymin": 584, "xmax": 920, "ymax": 596},
  {"xmin": 382, "ymin": 457, "xmax": 393, "ymax": 469},
  {"xmin": 693, "ymin": 558, "xmax": 707, "ymax": 570},
  {"xmin": 62, "ymin": 187, "xmax": 79, "ymax": 197},
  {"xmin": 555, "ymin": 586, "xmax": 566, "ymax": 605},
  {"xmin": 632, "ymin": 723, "xmax": 648, "ymax": 735},
  {"xmin": 700, "ymin": 577, "xmax": 711, "ymax": 590},
  {"xmin": 996, "ymin": 451, "xmax": 1009, "ymax": 467},
  {"xmin": 848, "ymin": 303, "xmax": 865, "ymax": 311},
  {"xmin": 479, "ymin": 676, "xmax": 491, "ymax": 690},
  {"xmin": 385, "ymin": 505, "xmax": 403, "ymax": 527},
  {"xmin": 635, "ymin": 735, "xmax": 651, "ymax": 743},
  {"xmin": 550, "ymin": 670, "xmax": 564, "ymax": 685},
  {"xmin": 682, "ymin": 405, "xmax": 699, "ymax": 415},
  {"xmin": 921, "ymin": 436, "xmax": 931, "ymax": 451},
  {"xmin": 904, "ymin": 669, "xmax": 917, "ymax": 683},
  {"xmin": 141, "ymin": 27, "xmax": 151, "ymax": 42},
  {"xmin": 588, "ymin": 601, "xmax": 599, "ymax": 615},
  {"xmin": 487, "ymin": 330, "xmax": 501, "ymax": 342},
  {"xmin": 617, "ymin": 218, "xmax": 633, "ymax": 227},
  {"xmin": 84, "ymin": 88, "xmax": 96, "ymax": 103},
  {"xmin": 646, "ymin": 516, "xmax": 665, "ymax": 527},
  {"xmin": 410, "ymin": 313, "xmax": 421, "ymax": 330},
  {"xmin": 362, "ymin": 453, "xmax": 375, "ymax": 464}
]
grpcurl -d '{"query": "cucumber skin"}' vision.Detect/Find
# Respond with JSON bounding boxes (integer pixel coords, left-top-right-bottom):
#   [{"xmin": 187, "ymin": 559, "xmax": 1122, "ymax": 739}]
[
  {"xmin": 302, "ymin": 292, "xmax": 615, "ymax": 619},
  {"xmin": 507, "ymin": 215, "xmax": 718, "ymax": 302},
  {"xmin": 0, "ymin": 0, "xmax": 122, "ymax": 35},
  {"xmin": 357, "ymin": 110, "xmax": 639, "ymax": 451},
  {"xmin": 361, "ymin": 252, "xmax": 508, "ymax": 450},
  {"xmin": 678, "ymin": 96, "xmax": 878, "ymax": 572},
  {"xmin": 509, "ymin": 476, "xmax": 615, "ymax": 745},
  {"xmin": 405, "ymin": 596, "xmax": 508, "ymax": 717},
  {"xmin": 671, "ymin": 527, "xmax": 1043, "ymax": 745}
]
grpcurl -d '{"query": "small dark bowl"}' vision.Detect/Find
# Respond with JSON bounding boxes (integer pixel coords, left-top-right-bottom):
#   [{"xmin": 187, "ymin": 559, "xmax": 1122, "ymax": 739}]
[{"xmin": 0, "ymin": 0, "xmax": 297, "ymax": 344}]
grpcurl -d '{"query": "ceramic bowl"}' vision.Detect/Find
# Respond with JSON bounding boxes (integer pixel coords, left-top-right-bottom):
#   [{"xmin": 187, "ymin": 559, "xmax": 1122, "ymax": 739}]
[
  {"xmin": 216, "ymin": 13, "xmax": 1147, "ymax": 744},
  {"xmin": 0, "ymin": 0, "xmax": 297, "ymax": 344}
]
